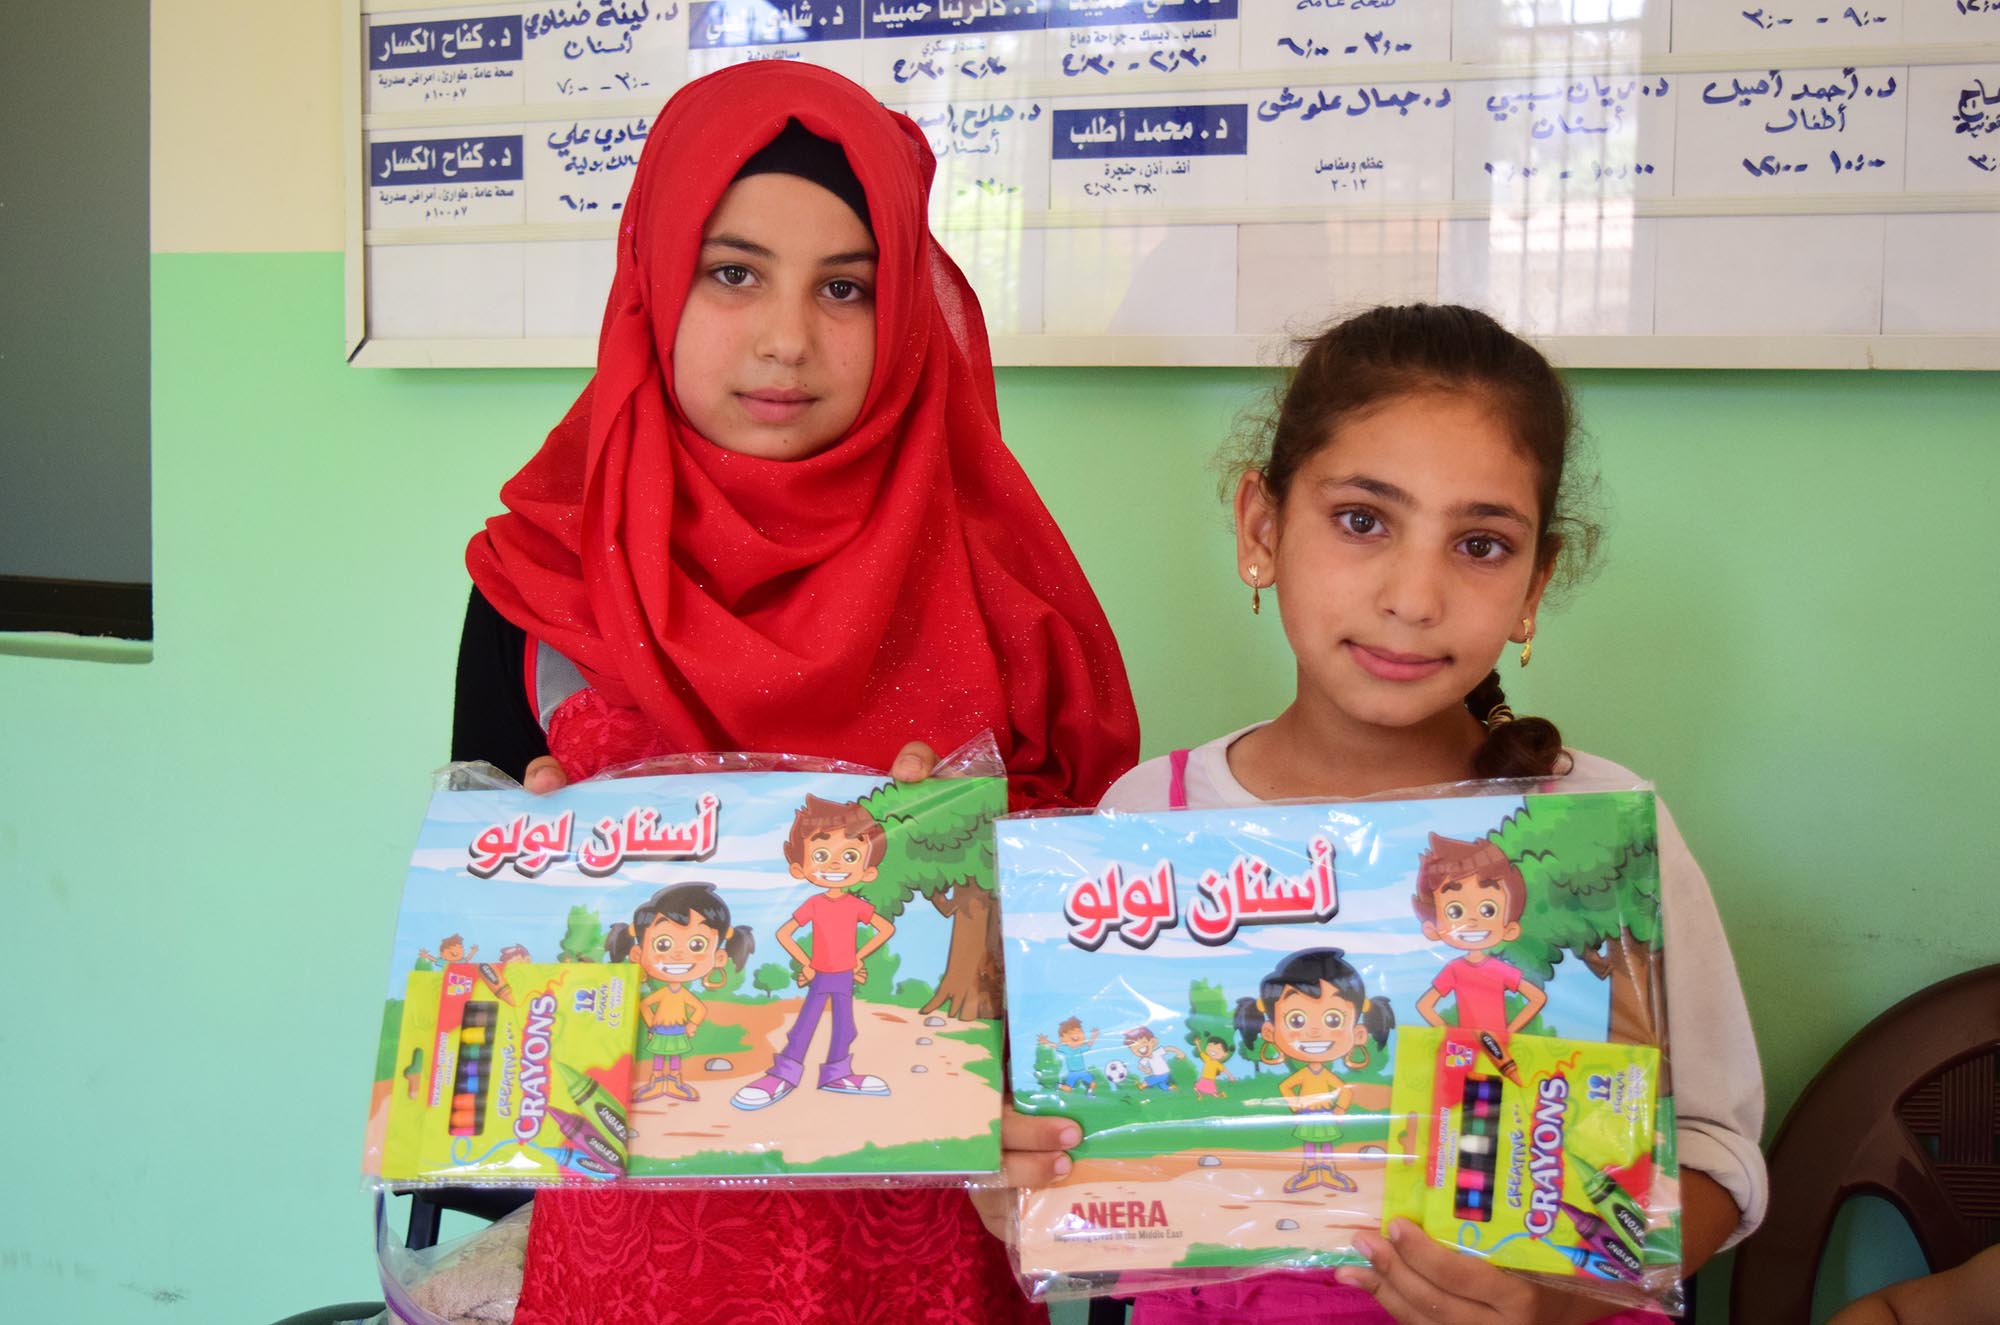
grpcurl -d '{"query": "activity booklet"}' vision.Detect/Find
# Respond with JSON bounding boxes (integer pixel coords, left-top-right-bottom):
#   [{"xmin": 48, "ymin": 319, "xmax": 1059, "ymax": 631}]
[
  {"xmin": 362, "ymin": 761, "xmax": 1007, "ymax": 1185},
  {"xmin": 998, "ymin": 786, "xmax": 1683, "ymax": 1312}
]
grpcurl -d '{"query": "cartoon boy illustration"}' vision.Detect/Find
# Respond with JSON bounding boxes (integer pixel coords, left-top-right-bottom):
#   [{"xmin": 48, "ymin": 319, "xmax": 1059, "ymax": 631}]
[
  {"xmin": 1122, "ymin": 1027, "xmax": 1186, "ymax": 1091},
  {"xmin": 1039, "ymin": 1018, "xmax": 1099, "ymax": 1093},
  {"xmin": 732, "ymin": 796, "xmax": 896, "ymax": 1110},
  {"xmin": 1411, "ymin": 834, "xmax": 1547, "ymax": 1044},
  {"xmin": 416, "ymin": 934, "xmax": 476, "ymax": 971}
]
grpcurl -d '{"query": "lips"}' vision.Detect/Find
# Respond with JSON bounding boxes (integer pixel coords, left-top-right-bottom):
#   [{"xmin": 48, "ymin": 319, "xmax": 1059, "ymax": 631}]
[
  {"xmin": 1296, "ymin": 1040, "xmax": 1334, "ymax": 1054},
  {"xmin": 1347, "ymin": 642, "xmax": 1448, "ymax": 682},
  {"xmin": 819, "ymin": 871, "xmax": 850, "ymax": 884},
  {"xmin": 662, "ymin": 962, "xmax": 694, "ymax": 976},
  {"xmin": 1454, "ymin": 929, "xmax": 1491, "ymax": 944},
  {"xmin": 737, "ymin": 387, "xmax": 815, "ymax": 424}
]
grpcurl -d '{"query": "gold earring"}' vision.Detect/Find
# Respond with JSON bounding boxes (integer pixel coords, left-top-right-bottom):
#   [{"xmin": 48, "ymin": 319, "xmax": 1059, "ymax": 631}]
[
  {"xmin": 1249, "ymin": 566, "xmax": 1262, "ymax": 615},
  {"xmin": 1519, "ymin": 618, "xmax": 1535, "ymax": 668}
]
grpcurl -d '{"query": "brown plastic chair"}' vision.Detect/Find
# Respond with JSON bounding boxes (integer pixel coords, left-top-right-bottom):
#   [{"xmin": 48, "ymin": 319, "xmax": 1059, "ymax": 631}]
[{"xmin": 1730, "ymin": 963, "xmax": 2000, "ymax": 1322}]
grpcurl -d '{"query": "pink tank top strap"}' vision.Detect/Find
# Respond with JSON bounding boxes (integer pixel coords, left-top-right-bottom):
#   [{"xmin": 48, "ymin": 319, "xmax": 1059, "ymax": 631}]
[{"xmin": 1167, "ymin": 748, "xmax": 1191, "ymax": 810}]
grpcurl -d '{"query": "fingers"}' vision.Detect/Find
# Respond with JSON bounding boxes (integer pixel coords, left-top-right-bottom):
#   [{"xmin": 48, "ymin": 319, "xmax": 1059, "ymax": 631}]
[
  {"xmin": 524, "ymin": 756, "xmax": 568, "ymax": 795},
  {"xmin": 1336, "ymin": 1222, "xmax": 1504, "ymax": 1325},
  {"xmin": 1000, "ymin": 1106, "xmax": 1081, "ymax": 1188},
  {"xmin": 890, "ymin": 740, "xmax": 939, "ymax": 783}
]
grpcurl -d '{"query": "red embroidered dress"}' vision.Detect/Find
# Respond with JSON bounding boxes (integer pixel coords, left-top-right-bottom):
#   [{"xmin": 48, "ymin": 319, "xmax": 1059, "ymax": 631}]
[{"xmin": 461, "ymin": 61, "xmax": 1139, "ymax": 1325}]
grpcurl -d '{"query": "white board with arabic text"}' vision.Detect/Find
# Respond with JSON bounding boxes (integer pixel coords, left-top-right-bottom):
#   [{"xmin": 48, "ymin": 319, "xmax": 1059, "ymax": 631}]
[{"xmin": 345, "ymin": 0, "xmax": 2000, "ymax": 370}]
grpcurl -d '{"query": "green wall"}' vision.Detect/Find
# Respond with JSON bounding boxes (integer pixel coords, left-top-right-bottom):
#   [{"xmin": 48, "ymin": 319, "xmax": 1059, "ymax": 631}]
[{"xmin": 3, "ymin": 251, "xmax": 1993, "ymax": 1320}]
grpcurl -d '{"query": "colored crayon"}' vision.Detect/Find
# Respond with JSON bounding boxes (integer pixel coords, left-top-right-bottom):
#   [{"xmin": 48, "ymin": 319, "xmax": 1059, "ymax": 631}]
[
  {"xmin": 1459, "ymin": 1132, "xmax": 1494, "ymax": 1156},
  {"xmin": 1573, "ymin": 1154, "xmax": 1650, "ymax": 1243},
  {"xmin": 1546, "ymin": 1242, "xmax": 1633, "ymax": 1282},
  {"xmin": 1477, "ymin": 1032, "xmax": 1524, "ymax": 1087},
  {"xmin": 1559, "ymin": 1203, "xmax": 1644, "ymax": 1277},
  {"xmin": 477, "ymin": 963, "xmax": 515, "ymax": 1005},
  {"xmin": 558, "ymin": 1060, "xmax": 606, "ymax": 1106},
  {"xmin": 591, "ymin": 1099, "xmax": 632, "ymax": 1144},
  {"xmin": 550, "ymin": 1146, "xmax": 617, "ymax": 1179},
  {"xmin": 550, "ymin": 1107, "xmax": 624, "ymax": 1170},
  {"xmin": 461, "ymin": 1024, "xmax": 487, "ymax": 1047}
]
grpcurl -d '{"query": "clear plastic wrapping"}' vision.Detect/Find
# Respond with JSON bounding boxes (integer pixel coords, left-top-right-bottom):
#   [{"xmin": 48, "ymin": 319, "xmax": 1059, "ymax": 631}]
[
  {"xmin": 996, "ymin": 778, "xmax": 1684, "ymax": 1316},
  {"xmin": 360, "ymin": 737, "xmax": 1008, "ymax": 1191}
]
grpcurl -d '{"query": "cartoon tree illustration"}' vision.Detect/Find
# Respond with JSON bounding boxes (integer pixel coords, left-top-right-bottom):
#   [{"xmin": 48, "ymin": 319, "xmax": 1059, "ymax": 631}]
[
  {"xmin": 854, "ymin": 777, "xmax": 1009, "ymax": 1021},
  {"xmin": 1032, "ymin": 1036, "xmax": 1060, "ymax": 1091},
  {"xmin": 1488, "ymin": 791, "xmax": 1667, "ymax": 1084},
  {"xmin": 557, "ymin": 905, "xmax": 604, "ymax": 962},
  {"xmin": 854, "ymin": 948, "xmax": 902, "ymax": 1002},
  {"xmin": 752, "ymin": 963, "xmax": 790, "ymax": 1000}
]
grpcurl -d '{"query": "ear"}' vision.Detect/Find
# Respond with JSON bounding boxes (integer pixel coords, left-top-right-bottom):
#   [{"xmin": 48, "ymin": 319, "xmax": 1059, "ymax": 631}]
[
  {"xmin": 1502, "ymin": 920, "xmax": 1521, "ymax": 942},
  {"xmin": 1421, "ymin": 921, "xmax": 1441, "ymax": 942},
  {"xmin": 860, "ymin": 865, "xmax": 878, "ymax": 883},
  {"xmin": 789, "ymin": 862, "xmax": 806, "ymax": 880},
  {"xmin": 1259, "ymin": 1022, "xmax": 1275, "ymax": 1044},
  {"xmin": 1513, "ymin": 540, "xmax": 1559, "ymax": 641},
  {"xmin": 1233, "ymin": 469, "xmax": 1281, "ymax": 588}
]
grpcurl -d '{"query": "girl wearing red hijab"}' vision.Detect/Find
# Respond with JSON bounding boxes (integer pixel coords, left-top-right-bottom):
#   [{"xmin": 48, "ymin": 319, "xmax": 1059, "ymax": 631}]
[{"xmin": 453, "ymin": 61, "xmax": 1137, "ymax": 1325}]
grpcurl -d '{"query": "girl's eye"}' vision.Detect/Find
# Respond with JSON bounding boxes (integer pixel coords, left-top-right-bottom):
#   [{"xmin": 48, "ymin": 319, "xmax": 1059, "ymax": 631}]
[
  {"xmin": 1459, "ymin": 534, "xmax": 1510, "ymax": 561},
  {"xmin": 1323, "ymin": 1010, "xmax": 1345, "ymax": 1029},
  {"xmin": 1334, "ymin": 509, "xmax": 1381, "ymax": 536},
  {"xmin": 1286, "ymin": 1012, "xmax": 1306, "ymax": 1030},
  {"xmin": 688, "ymin": 937, "xmax": 708, "ymax": 952},
  {"xmin": 823, "ymin": 277, "xmax": 870, "ymax": 303},
  {"xmin": 711, "ymin": 264, "xmax": 754, "ymax": 288},
  {"xmin": 652, "ymin": 936, "xmax": 673, "ymax": 952}
]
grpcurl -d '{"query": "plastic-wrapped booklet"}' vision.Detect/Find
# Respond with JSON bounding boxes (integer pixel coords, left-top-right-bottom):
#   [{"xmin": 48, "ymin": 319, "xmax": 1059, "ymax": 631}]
[
  {"xmin": 998, "ymin": 784, "xmax": 1683, "ymax": 1315},
  {"xmin": 361, "ymin": 753, "xmax": 1007, "ymax": 1187}
]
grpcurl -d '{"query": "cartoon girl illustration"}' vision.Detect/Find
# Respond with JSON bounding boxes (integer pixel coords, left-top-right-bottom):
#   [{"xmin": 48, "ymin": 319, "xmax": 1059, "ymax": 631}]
[
  {"xmin": 1193, "ymin": 1035, "xmax": 1237, "ymax": 1099},
  {"xmin": 1235, "ymin": 947, "xmax": 1394, "ymax": 1195},
  {"xmin": 607, "ymin": 883, "xmax": 754, "ymax": 1104}
]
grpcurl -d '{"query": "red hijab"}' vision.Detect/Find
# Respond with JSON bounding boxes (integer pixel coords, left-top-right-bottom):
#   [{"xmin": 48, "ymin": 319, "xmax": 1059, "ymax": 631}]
[{"xmin": 466, "ymin": 61, "xmax": 1135, "ymax": 807}]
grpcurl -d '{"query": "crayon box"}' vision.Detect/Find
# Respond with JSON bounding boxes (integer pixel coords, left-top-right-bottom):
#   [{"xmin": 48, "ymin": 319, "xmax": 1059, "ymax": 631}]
[{"xmin": 380, "ymin": 963, "xmax": 638, "ymax": 1182}]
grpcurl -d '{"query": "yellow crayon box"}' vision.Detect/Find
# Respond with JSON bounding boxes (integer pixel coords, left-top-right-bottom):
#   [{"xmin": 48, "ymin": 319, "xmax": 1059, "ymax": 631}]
[{"xmin": 378, "ymin": 962, "xmax": 639, "ymax": 1183}]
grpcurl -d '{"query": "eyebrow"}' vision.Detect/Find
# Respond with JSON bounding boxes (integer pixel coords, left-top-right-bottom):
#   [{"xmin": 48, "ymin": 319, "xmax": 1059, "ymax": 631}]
[
  {"xmin": 1318, "ymin": 474, "xmax": 1534, "ymax": 530},
  {"xmin": 700, "ymin": 233, "xmax": 878, "ymax": 267}
]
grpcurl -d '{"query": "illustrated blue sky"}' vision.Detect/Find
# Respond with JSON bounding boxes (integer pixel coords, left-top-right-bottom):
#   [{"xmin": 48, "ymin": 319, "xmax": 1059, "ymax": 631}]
[{"xmin": 998, "ymin": 794, "xmax": 1622, "ymax": 1088}]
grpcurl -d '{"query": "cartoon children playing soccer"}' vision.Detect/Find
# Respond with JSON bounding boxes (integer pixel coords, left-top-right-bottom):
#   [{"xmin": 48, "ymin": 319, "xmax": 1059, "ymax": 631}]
[
  {"xmin": 1039, "ymin": 1017, "xmax": 1099, "ymax": 1093},
  {"xmin": 609, "ymin": 883, "xmax": 755, "ymax": 1103},
  {"xmin": 732, "ymin": 796, "xmax": 897, "ymax": 1110},
  {"xmin": 1122, "ymin": 1027, "xmax": 1187, "ymax": 1091},
  {"xmin": 1236, "ymin": 947, "xmax": 1395, "ymax": 1194},
  {"xmin": 1410, "ymin": 834, "xmax": 1547, "ymax": 1044}
]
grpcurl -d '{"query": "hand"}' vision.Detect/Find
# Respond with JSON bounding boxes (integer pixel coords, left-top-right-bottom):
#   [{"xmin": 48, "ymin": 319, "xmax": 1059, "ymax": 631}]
[
  {"xmin": 854, "ymin": 960, "xmax": 867, "ymax": 984},
  {"xmin": 968, "ymin": 1105, "xmax": 1082, "ymax": 1242},
  {"xmin": 1336, "ymin": 1220, "xmax": 1603, "ymax": 1324},
  {"xmin": 795, "ymin": 965, "xmax": 815, "ymax": 986},
  {"xmin": 891, "ymin": 740, "xmax": 938, "ymax": 782},
  {"xmin": 524, "ymin": 755, "xmax": 568, "ymax": 795}
]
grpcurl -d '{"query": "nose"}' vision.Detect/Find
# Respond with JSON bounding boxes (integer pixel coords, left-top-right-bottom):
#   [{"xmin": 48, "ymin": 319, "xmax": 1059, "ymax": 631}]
[
  {"xmin": 1376, "ymin": 546, "xmax": 1445, "ymax": 626},
  {"xmin": 755, "ymin": 290, "xmax": 812, "ymax": 367}
]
